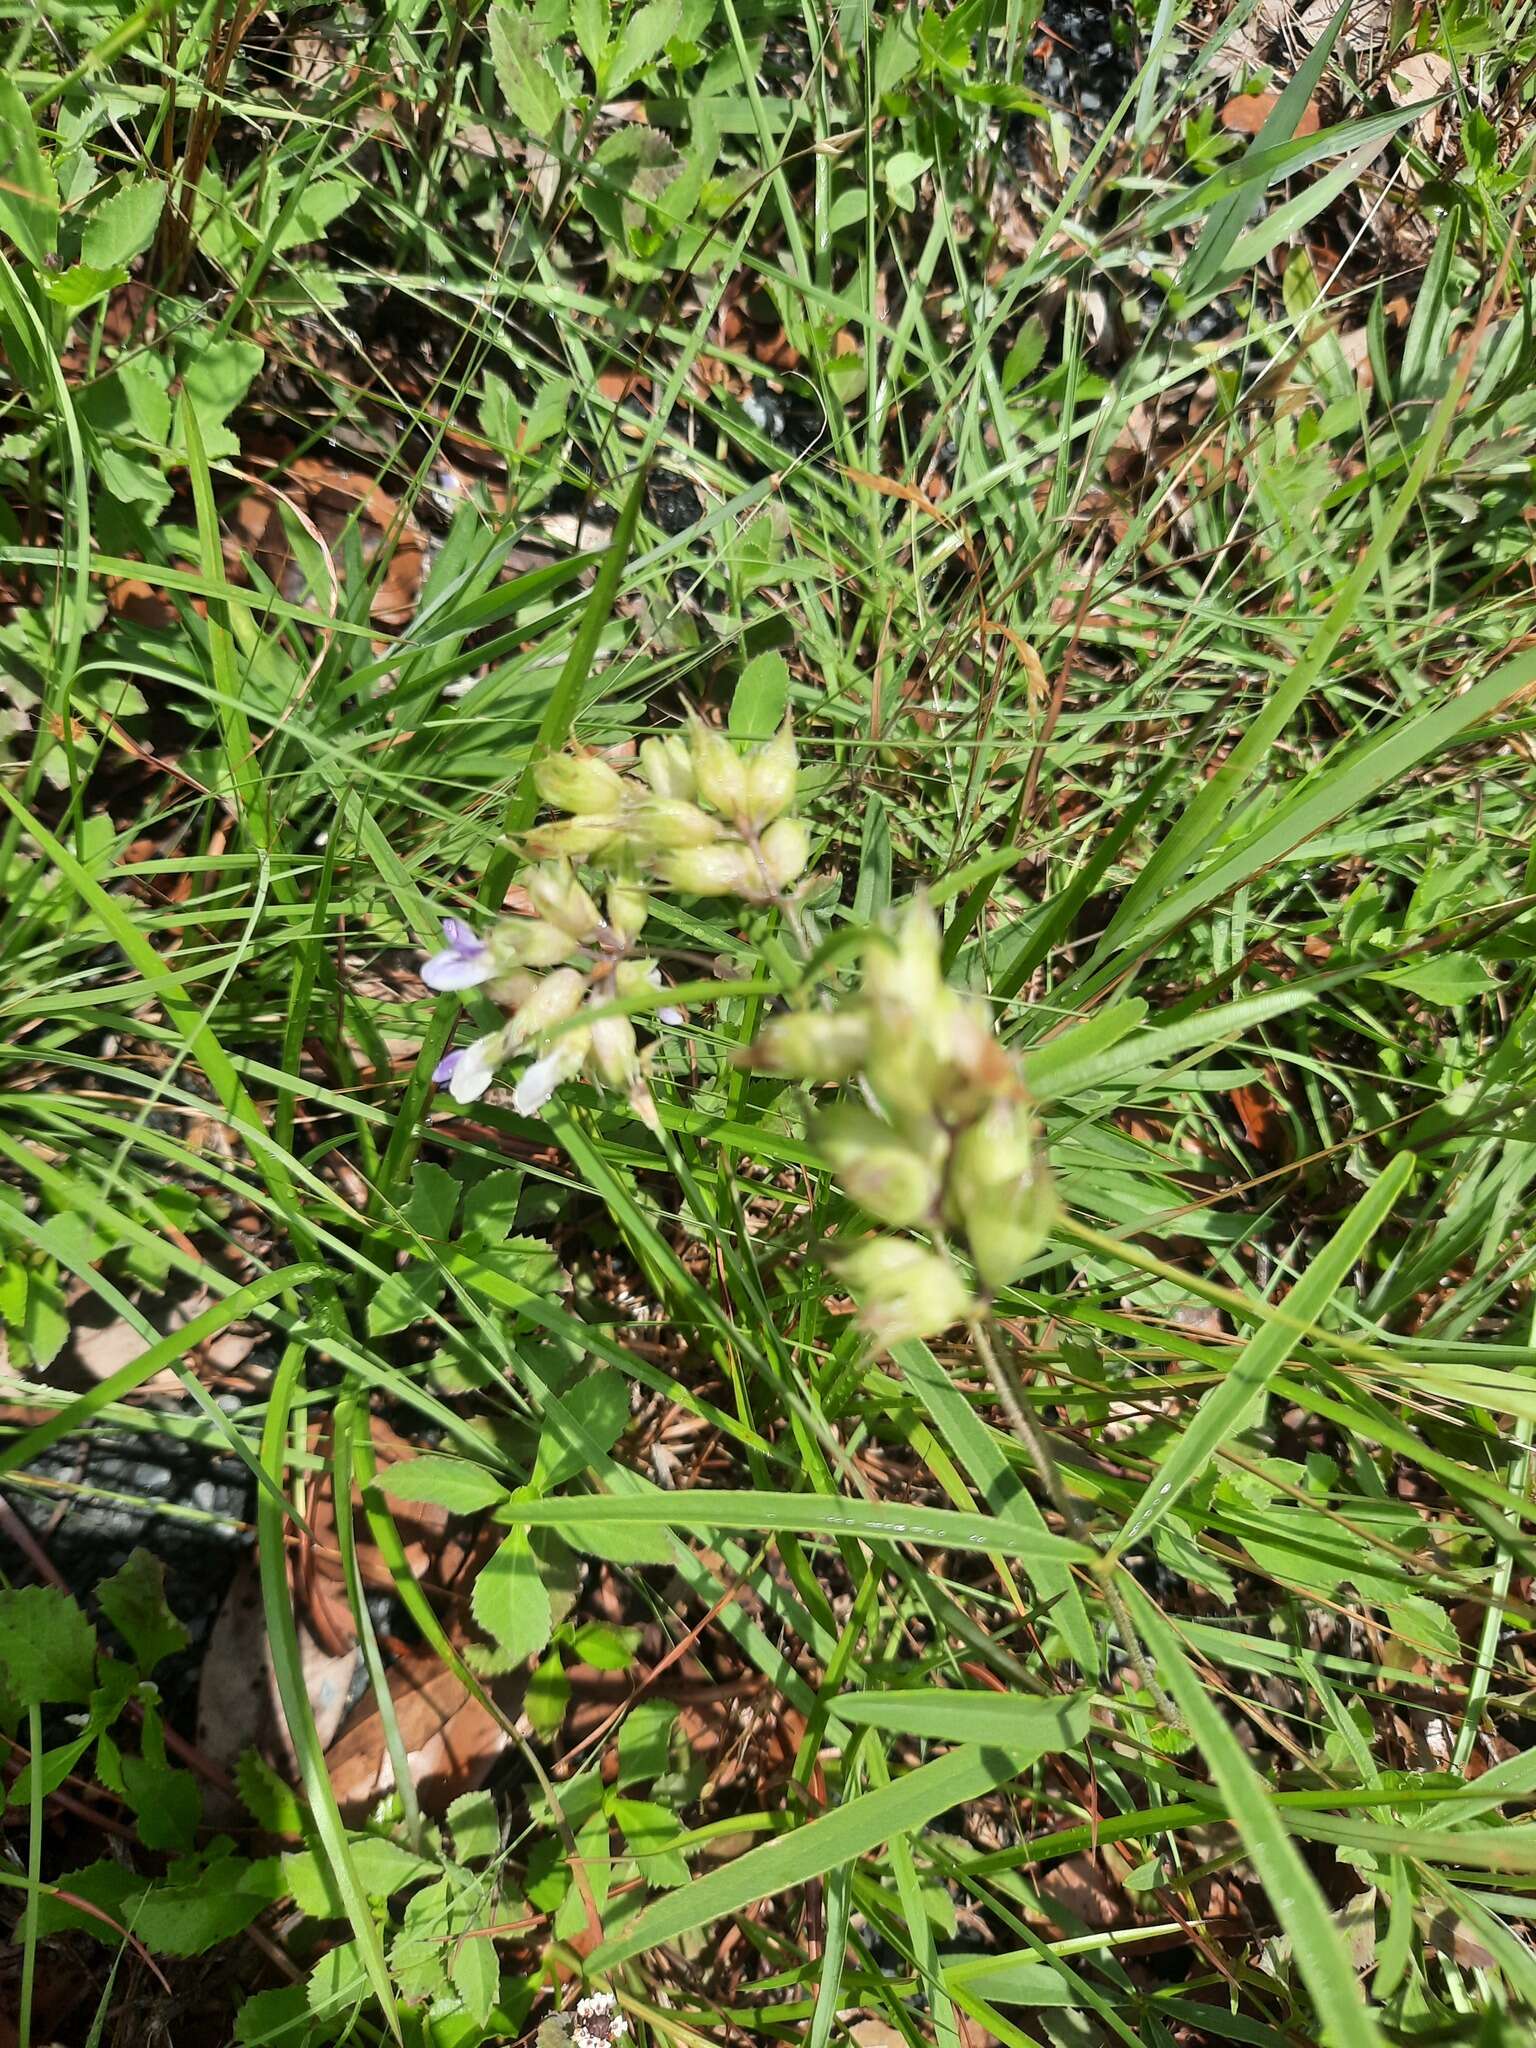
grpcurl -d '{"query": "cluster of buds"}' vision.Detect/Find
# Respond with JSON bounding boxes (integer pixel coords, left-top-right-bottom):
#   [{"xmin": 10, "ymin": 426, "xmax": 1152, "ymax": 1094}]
[
  {"xmin": 422, "ymin": 718, "xmax": 809, "ymax": 1118},
  {"xmin": 526, "ymin": 716, "xmax": 809, "ymax": 902},
  {"xmin": 744, "ymin": 897, "xmax": 1056, "ymax": 1348}
]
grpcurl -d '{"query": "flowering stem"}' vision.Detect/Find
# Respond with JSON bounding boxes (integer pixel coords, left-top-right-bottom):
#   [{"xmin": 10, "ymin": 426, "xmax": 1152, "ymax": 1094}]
[{"xmin": 968, "ymin": 1312, "xmax": 1180, "ymax": 1726}]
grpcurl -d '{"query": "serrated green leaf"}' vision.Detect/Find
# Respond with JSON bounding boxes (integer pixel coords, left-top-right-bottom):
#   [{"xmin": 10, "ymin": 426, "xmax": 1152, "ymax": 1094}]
[
  {"xmin": 122, "ymin": 1751, "xmax": 201, "ymax": 1850},
  {"xmin": 450, "ymin": 1927, "xmax": 499, "ymax": 2025},
  {"xmin": 237, "ymin": 1747, "xmax": 305, "ymax": 1835},
  {"xmin": 40, "ymin": 261, "xmax": 126, "ymax": 309},
  {"xmin": 0, "ymin": 1584, "xmax": 96, "ymax": 1706},
  {"xmin": 490, "ymin": 7, "xmax": 565, "ymax": 134},
  {"xmin": 571, "ymin": 0, "xmax": 609, "ymax": 69},
  {"xmin": 273, "ymin": 176, "xmax": 355, "ymax": 252},
  {"xmin": 81, "ymin": 177, "xmax": 165, "ymax": 270},
  {"xmin": 605, "ymin": 0, "xmax": 680, "ymax": 91},
  {"xmin": 462, "ymin": 1168, "xmax": 524, "ymax": 1243},
  {"xmin": 1001, "ymin": 316, "xmax": 1047, "ymax": 391},
  {"xmin": 307, "ymin": 1937, "xmax": 370, "ymax": 2017},
  {"xmin": 378, "ymin": 1453, "xmax": 510, "ymax": 1514},
  {"xmin": 447, "ymin": 1788, "xmax": 501, "ymax": 1863},
  {"xmin": 402, "ymin": 1159, "xmax": 460, "ymax": 1241},
  {"xmin": 283, "ymin": 1837, "xmax": 432, "ymax": 1917},
  {"xmin": 472, "ymin": 1525, "xmax": 552, "ymax": 1664},
  {"xmin": 177, "ymin": 338, "xmax": 263, "ymax": 463},
  {"xmin": 236, "ymin": 1982, "xmax": 316, "ymax": 2045},
  {"xmin": 611, "ymin": 1794, "xmax": 689, "ymax": 1885},
  {"xmin": 97, "ymin": 1548, "xmax": 188, "ymax": 1673},
  {"xmin": 533, "ymin": 1367, "xmax": 630, "ymax": 1488},
  {"xmin": 366, "ymin": 1257, "xmax": 446, "ymax": 1336}
]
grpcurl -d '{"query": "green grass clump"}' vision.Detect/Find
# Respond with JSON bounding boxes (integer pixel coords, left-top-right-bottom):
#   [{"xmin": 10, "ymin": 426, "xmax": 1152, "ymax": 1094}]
[{"xmin": 3, "ymin": 0, "xmax": 1536, "ymax": 2042}]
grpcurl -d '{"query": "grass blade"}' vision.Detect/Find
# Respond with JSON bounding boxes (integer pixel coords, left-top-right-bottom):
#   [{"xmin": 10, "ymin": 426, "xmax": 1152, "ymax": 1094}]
[
  {"xmin": 1112, "ymin": 1150, "xmax": 1415, "ymax": 1558},
  {"xmin": 591, "ymin": 1743, "xmax": 1029, "ymax": 1970},
  {"xmin": 1118, "ymin": 1580, "xmax": 1386, "ymax": 2048}
]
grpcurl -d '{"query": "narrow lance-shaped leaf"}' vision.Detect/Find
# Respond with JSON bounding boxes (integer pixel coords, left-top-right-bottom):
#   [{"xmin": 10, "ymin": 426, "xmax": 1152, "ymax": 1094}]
[
  {"xmin": 1113, "ymin": 1149, "xmax": 1415, "ymax": 1558},
  {"xmin": 590, "ymin": 1742, "xmax": 1029, "ymax": 1969},
  {"xmin": 1120, "ymin": 1581, "xmax": 1386, "ymax": 2048}
]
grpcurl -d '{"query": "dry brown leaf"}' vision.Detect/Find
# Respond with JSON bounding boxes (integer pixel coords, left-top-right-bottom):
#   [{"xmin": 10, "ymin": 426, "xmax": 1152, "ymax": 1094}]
[
  {"xmin": 299, "ymin": 1415, "xmax": 478, "ymax": 1655},
  {"xmin": 196, "ymin": 1557, "xmax": 277, "ymax": 1787},
  {"xmin": 1230, "ymin": 1081, "xmax": 1293, "ymax": 1161},
  {"xmin": 197, "ymin": 1555, "xmax": 358, "ymax": 1812},
  {"xmin": 1221, "ymin": 91, "xmax": 1320, "ymax": 136},
  {"xmin": 326, "ymin": 1645, "xmax": 516, "ymax": 1821}
]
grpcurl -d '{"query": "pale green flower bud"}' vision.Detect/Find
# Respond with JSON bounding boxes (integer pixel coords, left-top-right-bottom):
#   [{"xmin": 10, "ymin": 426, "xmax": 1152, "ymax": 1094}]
[
  {"xmin": 866, "ymin": 895, "xmax": 945, "ymax": 1017},
  {"xmin": 835, "ymin": 1237, "xmax": 974, "ymax": 1350},
  {"xmin": 743, "ymin": 1008, "xmax": 871, "ymax": 1080},
  {"xmin": 930, "ymin": 999, "xmax": 1014, "ymax": 1124},
  {"xmin": 660, "ymin": 843, "xmax": 760, "ymax": 897},
  {"xmin": 743, "ymin": 716, "xmax": 797, "ymax": 826},
  {"xmin": 525, "ymin": 862, "xmax": 602, "ymax": 941},
  {"xmin": 588, "ymin": 1011, "xmax": 639, "ymax": 1088},
  {"xmin": 613, "ymin": 957, "xmax": 662, "ymax": 1000},
  {"xmin": 946, "ymin": 1098, "xmax": 1057, "ymax": 1290},
  {"xmin": 865, "ymin": 1017, "xmax": 943, "ymax": 1125},
  {"xmin": 629, "ymin": 799, "xmax": 724, "ymax": 850},
  {"xmin": 605, "ymin": 879, "xmax": 650, "ymax": 944},
  {"xmin": 533, "ymin": 751, "xmax": 627, "ymax": 817},
  {"xmin": 638, "ymin": 734, "xmax": 696, "ymax": 801},
  {"xmin": 486, "ymin": 969, "xmax": 538, "ymax": 1009},
  {"xmin": 524, "ymin": 815, "xmax": 620, "ymax": 860},
  {"xmin": 506, "ymin": 967, "xmax": 587, "ymax": 1046},
  {"xmin": 689, "ymin": 720, "xmax": 749, "ymax": 817},
  {"xmin": 500, "ymin": 919, "xmax": 580, "ymax": 968},
  {"xmin": 759, "ymin": 816, "xmax": 810, "ymax": 889},
  {"xmin": 814, "ymin": 1103, "xmax": 943, "ymax": 1227}
]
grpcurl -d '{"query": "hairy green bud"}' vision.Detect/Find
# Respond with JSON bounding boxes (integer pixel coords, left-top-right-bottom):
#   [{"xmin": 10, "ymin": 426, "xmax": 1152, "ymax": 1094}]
[
  {"xmin": 744, "ymin": 1008, "xmax": 871, "ymax": 1081},
  {"xmin": 506, "ymin": 967, "xmax": 587, "ymax": 1046},
  {"xmin": 605, "ymin": 879, "xmax": 650, "ymax": 945},
  {"xmin": 759, "ymin": 815, "xmax": 811, "ymax": 890},
  {"xmin": 533, "ymin": 751, "xmax": 627, "ymax": 817},
  {"xmin": 946, "ymin": 1097, "xmax": 1056, "ymax": 1290},
  {"xmin": 486, "ymin": 969, "xmax": 538, "ymax": 1010},
  {"xmin": 660, "ymin": 843, "xmax": 760, "ymax": 897},
  {"xmin": 814, "ymin": 1103, "xmax": 943, "ymax": 1227},
  {"xmin": 499, "ymin": 919, "xmax": 580, "ymax": 969},
  {"xmin": 588, "ymin": 1011, "xmax": 639, "ymax": 1088},
  {"xmin": 689, "ymin": 720, "xmax": 749, "ymax": 817},
  {"xmin": 866, "ymin": 895, "xmax": 945, "ymax": 1017},
  {"xmin": 525, "ymin": 863, "xmax": 602, "ymax": 941},
  {"xmin": 638, "ymin": 735, "xmax": 696, "ymax": 801},
  {"xmin": 835, "ymin": 1237, "xmax": 974, "ymax": 1350},
  {"xmin": 743, "ymin": 716, "xmax": 798, "ymax": 826},
  {"xmin": 629, "ymin": 799, "xmax": 724, "ymax": 850},
  {"xmin": 523, "ymin": 815, "xmax": 621, "ymax": 860}
]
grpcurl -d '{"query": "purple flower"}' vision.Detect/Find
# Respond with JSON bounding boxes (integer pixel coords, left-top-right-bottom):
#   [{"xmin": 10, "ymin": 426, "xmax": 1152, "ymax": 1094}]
[
  {"xmin": 421, "ymin": 916, "xmax": 494, "ymax": 992},
  {"xmin": 432, "ymin": 1032, "xmax": 504, "ymax": 1103}
]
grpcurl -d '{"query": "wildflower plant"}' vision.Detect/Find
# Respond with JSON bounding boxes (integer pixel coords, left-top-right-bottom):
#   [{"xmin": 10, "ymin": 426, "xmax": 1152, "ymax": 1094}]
[
  {"xmin": 421, "ymin": 717, "xmax": 810, "ymax": 1120},
  {"xmin": 745, "ymin": 896, "xmax": 1058, "ymax": 1350}
]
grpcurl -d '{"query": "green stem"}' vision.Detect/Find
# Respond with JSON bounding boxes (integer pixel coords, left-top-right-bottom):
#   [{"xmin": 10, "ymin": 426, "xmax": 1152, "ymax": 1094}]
[
  {"xmin": 19, "ymin": 1701, "xmax": 42, "ymax": 2048},
  {"xmin": 969, "ymin": 1315, "xmax": 1180, "ymax": 1725}
]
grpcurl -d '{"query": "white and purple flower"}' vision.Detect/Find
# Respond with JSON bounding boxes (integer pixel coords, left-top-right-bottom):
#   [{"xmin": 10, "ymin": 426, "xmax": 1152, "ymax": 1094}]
[
  {"xmin": 421, "ymin": 917, "xmax": 495, "ymax": 992},
  {"xmin": 432, "ymin": 1030, "xmax": 506, "ymax": 1104}
]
